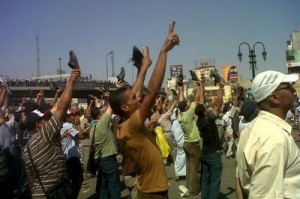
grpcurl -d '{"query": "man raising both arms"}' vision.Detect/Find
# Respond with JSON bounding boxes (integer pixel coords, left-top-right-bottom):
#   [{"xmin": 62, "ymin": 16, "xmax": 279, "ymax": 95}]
[{"xmin": 109, "ymin": 21, "xmax": 180, "ymax": 199}]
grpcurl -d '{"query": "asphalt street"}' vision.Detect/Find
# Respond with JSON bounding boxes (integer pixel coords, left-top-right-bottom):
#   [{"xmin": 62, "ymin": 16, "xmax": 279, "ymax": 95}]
[{"xmin": 78, "ymin": 154, "xmax": 237, "ymax": 199}]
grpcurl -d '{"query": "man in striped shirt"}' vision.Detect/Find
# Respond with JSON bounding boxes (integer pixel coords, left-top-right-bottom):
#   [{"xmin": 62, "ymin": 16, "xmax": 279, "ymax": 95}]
[{"xmin": 23, "ymin": 68, "xmax": 80, "ymax": 198}]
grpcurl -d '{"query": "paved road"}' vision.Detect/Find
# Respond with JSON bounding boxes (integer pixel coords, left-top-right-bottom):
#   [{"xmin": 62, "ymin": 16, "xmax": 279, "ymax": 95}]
[{"xmin": 78, "ymin": 154, "xmax": 237, "ymax": 199}]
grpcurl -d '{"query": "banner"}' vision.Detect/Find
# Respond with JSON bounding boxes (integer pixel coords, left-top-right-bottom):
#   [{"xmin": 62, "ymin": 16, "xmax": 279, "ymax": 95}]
[
  {"xmin": 170, "ymin": 65, "xmax": 183, "ymax": 77},
  {"xmin": 221, "ymin": 65, "xmax": 238, "ymax": 82}
]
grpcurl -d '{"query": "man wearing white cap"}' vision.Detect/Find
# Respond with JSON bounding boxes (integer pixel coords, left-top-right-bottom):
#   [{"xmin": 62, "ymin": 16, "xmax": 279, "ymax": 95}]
[{"xmin": 236, "ymin": 70, "xmax": 300, "ymax": 198}]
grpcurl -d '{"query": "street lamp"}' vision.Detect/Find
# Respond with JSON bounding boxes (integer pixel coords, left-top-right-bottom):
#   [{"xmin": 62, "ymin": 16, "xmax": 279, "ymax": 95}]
[
  {"xmin": 58, "ymin": 58, "xmax": 62, "ymax": 81},
  {"xmin": 106, "ymin": 52, "xmax": 110, "ymax": 81},
  {"xmin": 110, "ymin": 50, "xmax": 115, "ymax": 77},
  {"xmin": 238, "ymin": 42, "xmax": 267, "ymax": 80},
  {"xmin": 105, "ymin": 51, "xmax": 113, "ymax": 81}
]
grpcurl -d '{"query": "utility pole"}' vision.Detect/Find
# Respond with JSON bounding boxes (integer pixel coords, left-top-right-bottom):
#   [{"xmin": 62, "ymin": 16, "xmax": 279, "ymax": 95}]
[
  {"xmin": 111, "ymin": 51, "xmax": 115, "ymax": 77},
  {"xmin": 59, "ymin": 58, "xmax": 62, "ymax": 81},
  {"xmin": 36, "ymin": 34, "xmax": 40, "ymax": 77}
]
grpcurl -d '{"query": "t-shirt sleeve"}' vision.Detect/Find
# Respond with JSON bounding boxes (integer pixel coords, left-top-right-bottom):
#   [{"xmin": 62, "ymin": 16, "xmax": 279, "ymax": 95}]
[
  {"xmin": 40, "ymin": 112, "xmax": 62, "ymax": 143},
  {"xmin": 185, "ymin": 102, "xmax": 196, "ymax": 119}
]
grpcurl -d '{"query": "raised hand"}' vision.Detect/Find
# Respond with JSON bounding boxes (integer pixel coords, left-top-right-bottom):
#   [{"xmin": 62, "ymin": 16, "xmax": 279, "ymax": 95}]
[
  {"xmin": 116, "ymin": 80, "xmax": 125, "ymax": 88},
  {"xmin": 55, "ymin": 87, "xmax": 63, "ymax": 96},
  {"xmin": 161, "ymin": 21, "xmax": 180, "ymax": 52},
  {"xmin": 219, "ymin": 78, "xmax": 225, "ymax": 88},
  {"xmin": 69, "ymin": 69, "xmax": 81, "ymax": 82},
  {"xmin": 141, "ymin": 46, "xmax": 152, "ymax": 70},
  {"xmin": 37, "ymin": 90, "xmax": 44, "ymax": 99}
]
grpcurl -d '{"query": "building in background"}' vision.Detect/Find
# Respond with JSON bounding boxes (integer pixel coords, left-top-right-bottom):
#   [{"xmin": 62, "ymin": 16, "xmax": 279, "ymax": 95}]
[
  {"xmin": 286, "ymin": 30, "xmax": 300, "ymax": 95},
  {"xmin": 166, "ymin": 59, "xmax": 241, "ymax": 102},
  {"xmin": 287, "ymin": 30, "xmax": 300, "ymax": 73}
]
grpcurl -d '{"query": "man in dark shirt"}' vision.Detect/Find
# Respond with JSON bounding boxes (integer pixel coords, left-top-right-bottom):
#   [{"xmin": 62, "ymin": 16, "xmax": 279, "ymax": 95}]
[{"xmin": 195, "ymin": 78, "xmax": 225, "ymax": 199}]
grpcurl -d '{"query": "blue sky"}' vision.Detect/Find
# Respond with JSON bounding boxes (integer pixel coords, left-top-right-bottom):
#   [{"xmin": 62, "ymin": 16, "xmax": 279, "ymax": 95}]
[{"xmin": 1, "ymin": 0, "xmax": 299, "ymax": 85}]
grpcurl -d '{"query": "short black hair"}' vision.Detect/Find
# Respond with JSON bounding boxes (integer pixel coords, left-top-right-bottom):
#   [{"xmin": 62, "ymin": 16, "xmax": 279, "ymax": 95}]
[
  {"xmin": 195, "ymin": 104, "xmax": 206, "ymax": 118},
  {"xmin": 109, "ymin": 86, "xmax": 129, "ymax": 117},
  {"xmin": 178, "ymin": 101, "xmax": 188, "ymax": 112},
  {"xmin": 90, "ymin": 107, "xmax": 101, "ymax": 120}
]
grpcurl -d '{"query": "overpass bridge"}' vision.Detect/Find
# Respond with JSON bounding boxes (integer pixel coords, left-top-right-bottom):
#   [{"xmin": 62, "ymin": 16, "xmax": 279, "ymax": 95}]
[
  {"xmin": 7, "ymin": 80, "xmax": 166, "ymax": 105},
  {"xmin": 8, "ymin": 81, "xmax": 117, "ymax": 104}
]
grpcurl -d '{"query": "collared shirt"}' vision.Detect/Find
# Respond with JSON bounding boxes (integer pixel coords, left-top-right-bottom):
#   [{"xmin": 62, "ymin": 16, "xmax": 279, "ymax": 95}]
[
  {"xmin": 90, "ymin": 112, "xmax": 118, "ymax": 159},
  {"xmin": 178, "ymin": 102, "xmax": 200, "ymax": 142},
  {"xmin": 237, "ymin": 110, "xmax": 300, "ymax": 198},
  {"xmin": 23, "ymin": 112, "xmax": 67, "ymax": 197},
  {"xmin": 60, "ymin": 122, "xmax": 81, "ymax": 159},
  {"xmin": 222, "ymin": 111, "xmax": 233, "ymax": 134}
]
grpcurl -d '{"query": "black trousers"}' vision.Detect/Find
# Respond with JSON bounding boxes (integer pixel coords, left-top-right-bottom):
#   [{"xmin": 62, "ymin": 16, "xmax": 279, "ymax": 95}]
[{"xmin": 66, "ymin": 157, "xmax": 83, "ymax": 199}]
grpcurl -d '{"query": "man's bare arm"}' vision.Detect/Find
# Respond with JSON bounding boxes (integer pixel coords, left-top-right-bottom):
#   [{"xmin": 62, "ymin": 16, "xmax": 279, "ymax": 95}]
[
  {"xmin": 50, "ymin": 88, "xmax": 62, "ymax": 108},
  {"xmin": 213, "ymin": 78, "xmax": 225, "ymax": 116},
  {"xmin": 140, "ymin": 21, "xmax": 180, "ymax": 121},
  {"xmin": 131, "ymin": 47, "xmax": 152, "ymax": 99},
  {"xmin": 178, "ymin": 86, "xmax": 185, "ymax": 102},
  {"xmin": 51, "ymin": 69, "xmax": 80, "ymax": 120},
  {"xmin": 193, "ymin": 80, "xmax": 203, "ymax": 104}
]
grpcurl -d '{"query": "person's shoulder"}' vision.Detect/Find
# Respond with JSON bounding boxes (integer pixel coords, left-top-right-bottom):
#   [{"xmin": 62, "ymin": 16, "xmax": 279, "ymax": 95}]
[
  {"xmin": 208, "ymin": 111, "xmax": 217, "ymax": 120},
  {"xmin": 127, "ymin": 109, "xmax": 143, "ymax": 127}
]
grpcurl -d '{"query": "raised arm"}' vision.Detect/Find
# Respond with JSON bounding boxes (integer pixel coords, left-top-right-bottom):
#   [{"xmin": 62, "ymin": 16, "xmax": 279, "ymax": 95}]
[
  {"xmin": 167, "ymin": 98, "xmax": 178, "ymax": 111},
  {"xmin": 213, "ymin": 78, "xmax": 225, "ymax": 116},
  {"xmin": 50, "ymin": 88, "xmax": 62, "ymax": 108},
  {"xmin": 139, "ymin": 21, "xmax": 180, "ymax": 121},
  {"xmin": 193, "ymin": 80, "xmax": 203, "ymax": 105},
  {"xmin": 178, "ymin": 86, "xmax": 185, "ymax": 102},
  {"xmin": 51, "ymin": 69, "xmax": 80, "ymax": 120},
  {"xmin": 0, "ymin": 86, "xmax": 8, "ymax": 111},
  {"xmin": 131, "ymin": 47, "xmax": 152, "ymax": 99},
  {"xmin": 35, "ymin": 90, "xmax": 45, "ymax": 107}
]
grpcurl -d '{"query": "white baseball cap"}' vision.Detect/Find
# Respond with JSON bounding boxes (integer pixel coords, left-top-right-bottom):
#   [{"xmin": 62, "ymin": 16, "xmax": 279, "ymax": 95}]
[
  {"xmin": 251, "ymin": 70, "xmax": 299, "ymax": 102},
  {"xmin": 32, "ymin": 109, "xmax": 44, "ymax": 117}
]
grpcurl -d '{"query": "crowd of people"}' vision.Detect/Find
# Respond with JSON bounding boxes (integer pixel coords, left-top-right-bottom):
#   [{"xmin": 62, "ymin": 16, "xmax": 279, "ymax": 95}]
[{"xmin": 1, "ymin": 21, "xmax": 300, "ymax": 199}]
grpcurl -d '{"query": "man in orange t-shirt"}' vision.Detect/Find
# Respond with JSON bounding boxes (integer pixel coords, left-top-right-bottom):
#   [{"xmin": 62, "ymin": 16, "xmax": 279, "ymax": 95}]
[{"xmin": 109, "ymin": 21, "xmax": 180, "ymax": 199}]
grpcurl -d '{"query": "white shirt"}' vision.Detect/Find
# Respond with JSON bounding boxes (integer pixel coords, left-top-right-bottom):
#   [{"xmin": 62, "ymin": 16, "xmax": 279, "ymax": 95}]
[
  {"xmin": 237, "ymin": 110, "xmax": 300, "ymax": 198},
  {"xmin": 60, "ymin": 122, "xmax": 81, "ymax": 159},
  {"xmin": 222, "ymin": 111, "xmax": 233, "ymax": 134}
]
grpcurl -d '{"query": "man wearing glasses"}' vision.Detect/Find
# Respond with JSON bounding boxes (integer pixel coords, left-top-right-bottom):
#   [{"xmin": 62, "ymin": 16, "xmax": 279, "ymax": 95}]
[{"xmin": 236, "ymin": 70, "xmax": 300, "ymax": 198}]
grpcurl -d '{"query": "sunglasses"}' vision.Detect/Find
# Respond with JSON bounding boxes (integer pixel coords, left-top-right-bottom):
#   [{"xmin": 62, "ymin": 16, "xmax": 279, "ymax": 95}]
[{"xmin": 273, "ymin": 83, "xmax": 296, "ymax": 96}]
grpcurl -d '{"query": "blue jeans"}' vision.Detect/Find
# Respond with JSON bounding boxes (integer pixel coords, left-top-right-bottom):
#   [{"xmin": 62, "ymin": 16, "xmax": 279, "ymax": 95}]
[
  {"xmin": 97, "ymin": 155, "xmax": 121, "ymax": 199},
  {"xmin": 201, "ymin": 151, "xmax": 223, "ymax": 199}
]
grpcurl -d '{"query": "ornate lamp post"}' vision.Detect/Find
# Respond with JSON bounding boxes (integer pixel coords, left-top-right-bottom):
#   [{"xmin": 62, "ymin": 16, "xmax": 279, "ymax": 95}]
[{"xmin": 238, "ymin": 42, "xmax": 267, "ymax": 79}]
